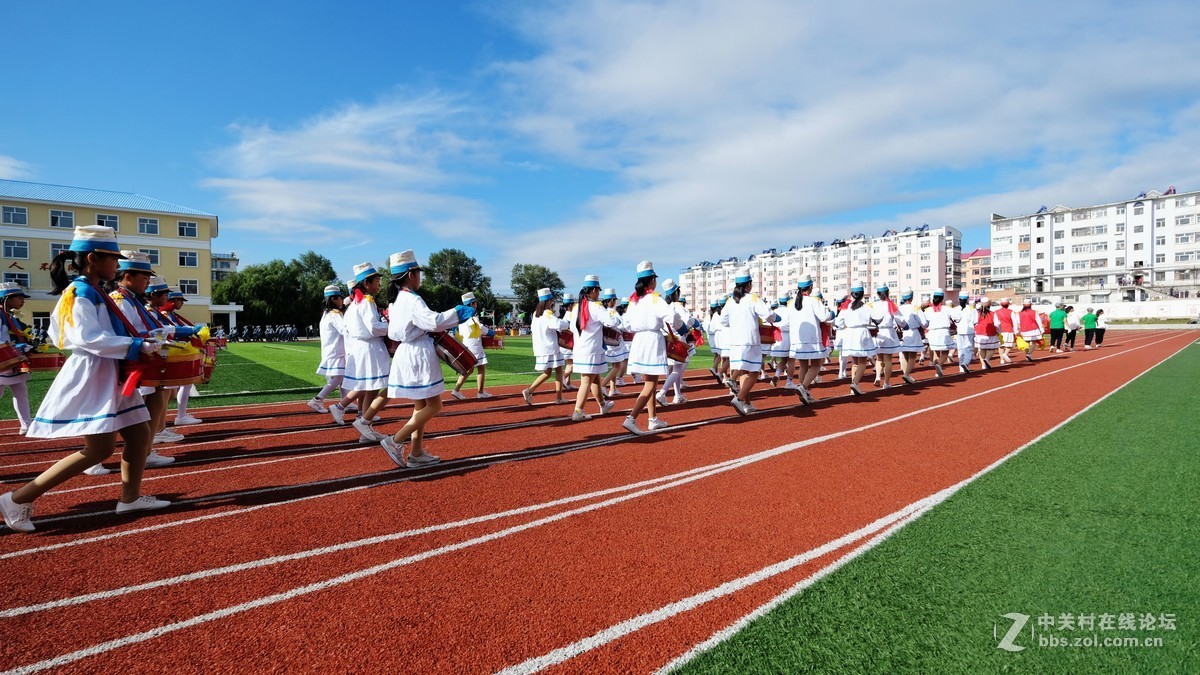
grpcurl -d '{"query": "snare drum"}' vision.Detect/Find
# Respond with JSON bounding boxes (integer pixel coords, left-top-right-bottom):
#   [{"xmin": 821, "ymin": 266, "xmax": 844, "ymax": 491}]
[
  {"xmin": 123, "ymin": 351, "xmax": 204, "ymax": 388},
  {"xmin": 758, "ymin": 325, "xmax": 776, "ymax": 344},
  {"xmin": 433, "ymin": 332, "xmax": 477, "ymax": 376},
  {"xmin": 557, "ymin": 330, "xmax": 574, "ymax": 350},
  {"xmin": 602, "ymin": 327, "xmax": 620, "ymax": 348},
  {"xmin": 25, "ymin": 350, "xmax": 67, "ymax": 372},
  {"xmin": 385, "ymin": 338, "xmax": 400, "ymax": 356},
  {"xmin": 0, "ymin": 343, "xmax": 22, "ymax": 372},
  {"xmin": 622, "ymin": 331, "xmax": 635, "ymax": 342},
  {"xmin": 666, "ymin": 336, "xmax": 688, "ymax": 362}
]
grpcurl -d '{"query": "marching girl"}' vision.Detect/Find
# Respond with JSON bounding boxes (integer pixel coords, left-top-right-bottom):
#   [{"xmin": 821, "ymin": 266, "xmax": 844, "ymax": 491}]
[
  {"xmin": 951, "ymin": 294, "xmax": 978, "ymax": 372},
  {"xmin": 770, "ymin": 294, "xmax": 793, "ymax": 388},
  {"xmin": 522, "ymin": 287, "xmax": 568, "ymax": 405},
  {"xmin": 160, "ymin": 290, "xmax": 205, "ymax": 426},
  {"xmin": 832, "ymin": 281, "xmax": 878, "ymax": 396},
  {"xmin": 375, "ymin": 251, "xmax": 474, "ymax": 467},
  {"xmin": 833, "ymin": 294, "xmax": 853, "ymax": 380},
  {"xmin": 897, "ymin": 289, "xmax": 926, "ymax": 384},
  {"xmin": 870, "ymin": 284, "xmax": 903, "ymax": 388},
  {"xmin": 657, "ymin": 279, "xmax": 693, "ymax": 406},
  {"xmin": 329, "ymin": 262, "xmax": 390, "ymax": 442},
  {"xmin": 599, "ymin": 289, "xmax": 630, "ymax": 397},
  {"xmin": 787, "ymin": 275, "xmax": 831, "ymax": 404},
  {"xmin": 812, "ymin": 289, "xmax": 832, "ymax": 383},
  {"xmin": 706, "ymin": 298, "xmax": 725, "ymax": 383},
  {"xmin": 993, "ymin": 298, "xmax": 1017, "ymax": 364},
  {"xmin": 2, "ymin": 226, "xmax": 169, "ymax": 534},
  {"xmin": 922, "ymin": 289, "xmax": 955, "ymax": 377},
  {"xmin": 559, "ymin": 292, "xmax": 577, "ymax": 390},
  {"xmin": 449, "ymin": 291, "xmax": 492, "ymax": 399},
  {"xmin": 308, "ymin": 284, "xmax": 347, "ymax": 413},
  {"xmin": 763, "ymin": 300, "xmax": 780, "ymax": 378},
  {"xmin": 973, "ymin": 297, "xmax": 999, "ymax": 369},
  {"xmin": 720, "ymin": 267, "xmax": 780, "ymax": 415},
  {"xmin": 568, "ymin": 275, "xmax": 620, "ymax": 421},
  {"xmin": 106, "ymin": 262, "xmax": 179, "ymax": 473},
  {"xmin": 1016, "ymin": 299, "xmax": 1043, "ymax": 361},
  {"xmin": 0, "ymin": 282, "xmax": 34, "ymax": 434},
  {"xmin": 621, "ymin": 263, "xmax": 684, "ymax": 433}
]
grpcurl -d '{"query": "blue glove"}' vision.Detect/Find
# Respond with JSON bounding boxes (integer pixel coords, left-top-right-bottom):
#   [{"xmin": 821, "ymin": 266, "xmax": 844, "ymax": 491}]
[
  {"xmin": 455, "ymin": 304, "xmax": 475, "ymax": 322},
  {"xmin": 16, "ymin": 343, "xmax": 34, "ymax": 353}
]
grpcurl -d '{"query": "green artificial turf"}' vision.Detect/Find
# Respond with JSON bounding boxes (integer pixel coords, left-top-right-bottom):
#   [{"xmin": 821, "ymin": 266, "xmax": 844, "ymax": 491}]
[
  {"xmin": 1, "ymin": 337, "xmax": 716, "ymax": 416},
  {"xmin": 680, "ymin": 343, "xmax": 1200, "ymax": 673}
]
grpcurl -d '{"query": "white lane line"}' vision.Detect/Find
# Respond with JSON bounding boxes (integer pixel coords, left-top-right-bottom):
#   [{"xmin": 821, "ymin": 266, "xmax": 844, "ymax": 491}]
[
  {"xmin": 510, "ymin": 335, "xmax": 1198, "ymax": 674},
  {"xmin": 2, "ymin": 333, "xmax": 1187, "ymax": 673}
]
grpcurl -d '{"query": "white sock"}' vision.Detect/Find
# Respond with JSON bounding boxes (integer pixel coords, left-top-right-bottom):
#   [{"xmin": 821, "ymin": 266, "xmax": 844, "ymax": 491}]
[
  {"xmin": 6, "ymin": 383, "xmax": 31, "ymax": 428},
  {"xmin": 176, "ymin": 386, "xmax": 191, "ymax": 417}
]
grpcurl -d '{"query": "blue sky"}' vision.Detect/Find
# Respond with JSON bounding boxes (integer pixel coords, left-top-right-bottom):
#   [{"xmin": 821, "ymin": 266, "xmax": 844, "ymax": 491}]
[{"xmin": 5, "ymin": 1, "xmax": 1200, "ymax": 295}]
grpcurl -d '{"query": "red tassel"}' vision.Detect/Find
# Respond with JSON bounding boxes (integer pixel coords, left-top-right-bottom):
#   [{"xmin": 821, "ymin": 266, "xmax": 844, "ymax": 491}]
[{"xmin": 121, "ymin": 370, "xmax": 142, "ymax": 397}]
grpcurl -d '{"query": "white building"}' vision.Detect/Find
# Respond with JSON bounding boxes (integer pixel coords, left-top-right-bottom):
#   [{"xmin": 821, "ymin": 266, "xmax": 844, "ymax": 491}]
[
  {"xmin": 679, "ymin": 226, "xmax": 962, "ymax": 316},
  {"xmin": 988, "ymin": 187, "xmax": 1200, "ymax": 305}
]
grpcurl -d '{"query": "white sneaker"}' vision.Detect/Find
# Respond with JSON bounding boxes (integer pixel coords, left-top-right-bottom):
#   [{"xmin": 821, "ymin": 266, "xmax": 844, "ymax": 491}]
[
  {"xmin": 672, "ymin": 395, "xmax": 688, "ymax": 405},
  {"xmin": 449, "ymin": 390, "xmax": 465, "ymax": 400},
  {"xmin": 380, "ymin": 437, "xmax": 407, "ymax": 468},
  {"xmin": 902, "ymin": 375, "xmax": 916, "ymax": 385},
  {"xmin": 173, "ymin": 414, "xmax": 202, "ymax": 426},
  {"xmin": 615, "ymin": 378, "xmax": 627, "ymax": 386},
  {"xmin": 812, "ymin": 375, "xmax": 823, "ymax": 384},
  {"xmin": 114, "ymin": 495, "xmax": 171, "ymax": 514},
  {"xmin": 345, "ymin": 402, "xmax": 359, "ymax": 412},
  {"xmin": 84, "ymin": 463, "xmax": 113, "ymax": 476},
  {"xmin": 144, "ymin": 451, "xmax": 175, "ymax": 468},
  {"xmin": 353, "ymin": 417, "xmax": 386, "ymax": 442},
  {"xmin": 18, "ymin": 426, "xmax": 27, "ymax": 436},
  {"xmin": 307, "ymin": 398, "xmax": 328, "ymax": 413},
  {"xmin": 571, "ymin": 410, "xmax": 592, "ymax": 422},
  {"xmin": 153, "ymin": 431, "xmax": 181, "ymax": 445},
  {"xmin": 476, "ymin": 391, "xmax": 493, "ymax": 399},
  {"xmin": 745, "ymin": 401, "xmax": 760, "ymax": 414},
  {"xmin": 655, "ymin": 392, "xmax": 669, "ymax": 407},
  {"xmin": 648, "ymin": 417, "xmax": 668, "ymax": 431},
  {"xmin": 601, "ymin": 400, "xmax": 615, "ymax": 415},
  {"xmin": 622, "ymin": 416, "xmax": 644, "ymax": 435},
  {"xmin": 850, "ymin": 383, "xmax": 863, "ymax": 396},
  {"xmin": 783, "ymin": 380, "xmax": 797, "ymax": 390},
  {"xmin": 1, "ymin": 492, "xmax": 35, "ymax": 532},
  {"xmin": 522, "ymin": 389, "xmax": 534, "ymax": 406},
  {"xmin": 329, "ymin": 403, "xmax": 346, "ymax": 426},
  {"xmin": 732, "ymin": 398, "xmax": 751, "ymax": 416},
  {"xmin": 407, "ymin": 452, "xmax": 441, "ymax": 467},
  {"xmin": 933, "ymin": 362, "xmax": 944, "ymax": 377}
]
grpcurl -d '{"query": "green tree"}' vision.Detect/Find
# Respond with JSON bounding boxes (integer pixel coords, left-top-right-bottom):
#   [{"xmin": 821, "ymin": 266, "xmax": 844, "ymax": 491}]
[
  {"xmin": 212, "ymin": 251, "xmax": 338, "ymax": 330},
  {"xmin": 426, "ymin": 248, "xmax": 490, "ymax": 293},
  {"xmin": 511, "ymin": 263, "xmax": 564, "ymax": 317}
]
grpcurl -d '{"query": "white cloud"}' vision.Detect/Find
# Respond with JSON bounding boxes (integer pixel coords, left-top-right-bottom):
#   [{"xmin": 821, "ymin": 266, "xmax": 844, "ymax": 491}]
[{"xmin": 0, "ymin": 155, "xmax": 32, "ymax": 180}]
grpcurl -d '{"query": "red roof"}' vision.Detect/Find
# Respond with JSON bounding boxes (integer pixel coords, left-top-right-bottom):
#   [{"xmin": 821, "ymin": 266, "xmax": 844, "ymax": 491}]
[{"xmin": 963, "ymin": 248, "xmax": 991, "ymax": 260}]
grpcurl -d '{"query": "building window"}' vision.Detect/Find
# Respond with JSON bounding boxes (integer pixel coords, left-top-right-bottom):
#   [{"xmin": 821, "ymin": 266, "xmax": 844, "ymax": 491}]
[
  {"xmin": 2, "ymin": 240, "xmax": 29, "ymax": 259},
  {"xmin": 1134, "ymin": 225, "xmax": 1144, "ymax": 233},
  {"xmin": 1036, "ymin": 252, "xmax": 1045, "ymax": 259},
  {"xmin": 138, "ymin": 248, "xmax": 160, "ymax": 265},
  {"xmin": 1176, "ymin": 253, "xmax": 1194, "ymax": 263},
  {"xmin": 1019, "ymin": 234, "xmax": 1031, "ymax": 243},
  {"xmin": 1116, "ymin": 223, "xmax": 1125, "ymax": 233},
  {"xmin": 1176, "ymin": 215, "xmax": 1192, "ymax": 226},
  {"xmin": 1133, "ymin": 243, "xmax": 1143, "ymax": 251},
  {"xmin": 179, "ymin": 251, "xmax": 198, "ymax": 267},
  {"xmin": 1155, "ymin": 236, "xmax": 1166, "ymax": 246},
  {"xmin": 1133, "ymin": 206, "xmax": 1144, "ymax": 215},
  {"xmin": 178, "ymin": 221, "xmax": 198, "ymax": 237},
  {"xmin": 1054, "ymin": 262, "xmax": 1065, "ymax": 271},
  {"xmin": 49, "ymin": 209, "xmax": 74, "ymax": 228},
  {"xmin": 49, "ymin": 242, "xmax": 69, "ymax": 258},
  {"xmin": 97, "ymin": 214, "xmax": 119, "ymax": 231},
  {"xmin": 178, "ymin": 279, "xmax": 199, "ymax": 295},
  {"xmin": 1054, "ymin": 230, "xmax": 1065, "ymax": 240},
  {"xmin": 138, "ymin": 218, "xmax": 159, "ymax": 235},
  {"xmin": 1155, "ymin": 218, "xmax": 1166, "ymax": 228},
  {"xmin": 1116, "ymin": 241, "xmax": 1125, "ymax": 250},
  {"xmin": 1156, "ymin": 254, "xmax": 1167, "ymax": 264},
  {"xmin": 2, "ymin": 272, "xmax": 30, "ymax": 287},
  {"xmin": 1053, "ymin": 246, "xmax": 1064, "ymax": 255},
  {"xmin": 1053, "ymin": 214, "xmax": 1065, "ymax": 223},
  {"xmin": 920, "ymin": 266, "xmax": 931, "ymax": 273},
  {"xmin": 2, "ymin": 206, "xmax": 27, "ymax": 225}
]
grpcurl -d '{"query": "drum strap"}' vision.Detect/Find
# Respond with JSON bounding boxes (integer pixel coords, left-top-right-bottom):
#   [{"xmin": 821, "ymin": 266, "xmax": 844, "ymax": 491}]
[
  {"xmin": 94, "ymin": 283, "xmax": 146, "ymax": 338},
  {"xmin": 113, "ymin": 288, "xmax": 165, "ymax": 332}
]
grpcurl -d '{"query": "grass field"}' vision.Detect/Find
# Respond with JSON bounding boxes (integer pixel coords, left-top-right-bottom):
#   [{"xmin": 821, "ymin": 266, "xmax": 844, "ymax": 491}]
[
  {"xmin": 1, "ymin": 337, "xmax": 716, "ymax": 418},
  {"xmin": 680, "ymin": 343, "xmax": 1200, "ymax": 672}
]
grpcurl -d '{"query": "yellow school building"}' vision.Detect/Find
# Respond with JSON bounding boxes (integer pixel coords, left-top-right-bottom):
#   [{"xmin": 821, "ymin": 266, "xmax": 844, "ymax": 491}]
[{"xmin": 0, "ymin": 178, "xmax": 237, "ymax": 329}]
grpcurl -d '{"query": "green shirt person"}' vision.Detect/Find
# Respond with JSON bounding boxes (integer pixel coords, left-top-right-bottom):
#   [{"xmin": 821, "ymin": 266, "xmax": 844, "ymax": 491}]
[
  {"xmin": 1080, "ymin": 310, "xmax": 1098, "ymax": 330},
  {"xmin": 1049, "ymin": 308, "xmax": 1068, "ymax": 329}
]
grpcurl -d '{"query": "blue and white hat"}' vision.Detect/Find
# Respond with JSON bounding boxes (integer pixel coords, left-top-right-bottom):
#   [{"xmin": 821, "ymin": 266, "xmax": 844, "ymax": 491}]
[
  {"xmin": 169, "ymin": 290, "xmax": 187, "ymax": 301},
  {"xmin": 901, "ymin": 288, "xmax": 915, "ymax": 300},
  {"xmin": 814, "ymin": 288, "xmax": 824, "ymax": 299},
  {"xmin": 0, "ymin": 281, "xmax": 30, "ymax": 300},
  {"xmin": 582, "ymin": 274, "xmax": 601, "ymax": 289},
  {"xmin": 618, "ymin": 297, "xmax": 629, "ymax": 307},
  {"xmin": 68, "ymin": 225, "xmax": 124, "ymax": 257},
  {"xmin": 796, "ymin": 273, "xmax": 814, "ymax": 290},
  {"xmin": 389, "ymin": 250, "xmax": 419, "ymax": 275},
  {"xmin": 778, "ymin": 295, "xmax": 790, "ymax": 304},
  {"xmin": 323, "ymin": 284, "xmax": 344, "ymax": 298},
  {"xmin": 770, "ymin": 300, "xmax": 779, "ymax": 309},
  {"xmin": 678, "ymin": 295, "xmax": 687, "ymax": 305},
  {"xmin": 118, "ymin": 250, "xmax": 155, "ymax": 274},
  {"xmin": 636, "ymin": 261, "xmax": 656, "ymax": 279},
  {"xmin": 147, "ymin": 276, "xmax": 170, "ymax": 294},
  {"xmin": 537, "ymin": 287, "xmax": 554, "ymax": 301},
  {"xmin": 932, "ymin": 287, "xmax": 945, "ymax": 297},
  {"xmin": 353, "ymin": 262, "xmax": 380, "ymax": 284},
  {"xmin": 850, "ymin": 280, "xmax": 865, "ymax": 293},
  {"xmin": 734, "ymin": 267, "xmax": 751, "ymax": 284},
  {"xmin": 600, "ymin": 287, "xmax": 616, "ymax": 301},
  {"xmin": 562, "ymin": 292, "xmax": 577, "ymax": 305},
  {"xmin": 661, "ymin": 278, "xmax": 678, "ymax": 295},
  {"xmin": 461, "ymin": 292, "xmax": 477, "ymax": 304},
  {"xmin": 709, "ymin": 298, "xmax": 720, "ymax": 308},
  {"xmin": 876, "ymin": 283, "xmax": 890, "ymax": 293}
]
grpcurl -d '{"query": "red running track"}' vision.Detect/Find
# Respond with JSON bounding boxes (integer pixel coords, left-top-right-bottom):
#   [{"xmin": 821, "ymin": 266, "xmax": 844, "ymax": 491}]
[{"xmin": 0, "ymin": 330, "xmax": 1193, "ymax": 673}]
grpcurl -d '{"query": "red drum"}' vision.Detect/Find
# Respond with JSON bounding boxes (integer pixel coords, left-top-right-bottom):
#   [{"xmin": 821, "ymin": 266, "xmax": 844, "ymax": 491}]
[
  {"xmin": 666, "ymin": 336, "xmax": 688, "ymax": 362},
  {"xmin": 24, "ymin": 350, "xmax": 67, "ymax": 372},
  {"xmin": 602, "ymin": 327, "xmax": 621, "ymax": 348},
  {"xmin": 122, "ymin": 352, "xmax": 204, "ymax": 389},
  {"xmin": 0, "ymin": 343, "xmax": 22, "ymax": 372},
  {"xmin": 214, "ymin": 337, "xmax": 228, "ymax": 349},
  {"xmin": 622, "ymin": 331, "xmax": 635, "ymax": 342},
  {"xmin": 201, "ymin": 341, "xmax": 218, "ymax": 384},
  {"xmin": 433, "ymin": 332, "xmax": 477, "ymax": 376},
  {"xmin": 758, "ymin": 325, "xmax": 776, "ymax": 344},
  {"xmin": 820, "ymin": 323, "xmax": 832, "ymax": 348},
  {"xmin": 557, "ymin": 330, "xmax": 574, "ymax": 350},
  {"xmin": 385, "ymin": 338, "xmax": 400, "ymax": 356}
]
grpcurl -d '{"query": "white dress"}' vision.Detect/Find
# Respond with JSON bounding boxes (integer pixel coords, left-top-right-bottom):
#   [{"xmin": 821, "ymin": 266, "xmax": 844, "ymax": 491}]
[
  {"xmin": 0, "ymin": 311, "xmax": 31, "ymax": 387},
  {"xmin": 387, "ymin": 289, "xmax": 460, "ymax": 400},
  {"xmin": 625, "ymin": 293, "xmax": 680, "ymax": 376},
  {"xmin": 787, "ymin": 296, "xmax": 831, "ymax": 360},
  {"xmin": 833, "ymin": 303, "xmax": 878, "ymax": 359},
  {"xmin": 769, "ymin": 304, "xmax": 791, "ymax": 359},
  {"xmin": 898, "ymin": 303, "xmax": 928, "ymax": 353},
  {"xmin": 342, "ymin": 295, "xmax": 390, "ymax": 391},
  {"xmin": 923, "ymin": 305, "xmax": 956, "ymax": 351},
  {"xmin": 532, "ymin": 310, "xmax": 567, "ymax": 371},
  {"xmin": 719, "ymin": 293, "xmax": 775, "ymax": 372},
  {"xmin": 871, "ymin": 300, "xmax": 903, "ymax": 355},
  {"xmin": 569, "ymin": 300, "xmax": 620, "ymax": 375},
  {"xmin": 27, "ymin": 279, "xmax": 151, "ymax": 438},
  {"xmin": 604, "ymin": 308, "xmax": 630, "ymax": 364},
  {"xmin": 456, "ymin": 316, "xmax": 489, "ymax": 367},
  {"xmin": 706, "ymin": 315, "xmax": 724, "ymax": 357},
  {"xmin": 316, "ymin": 310, "xmax": 346, "ymax": 377}
]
